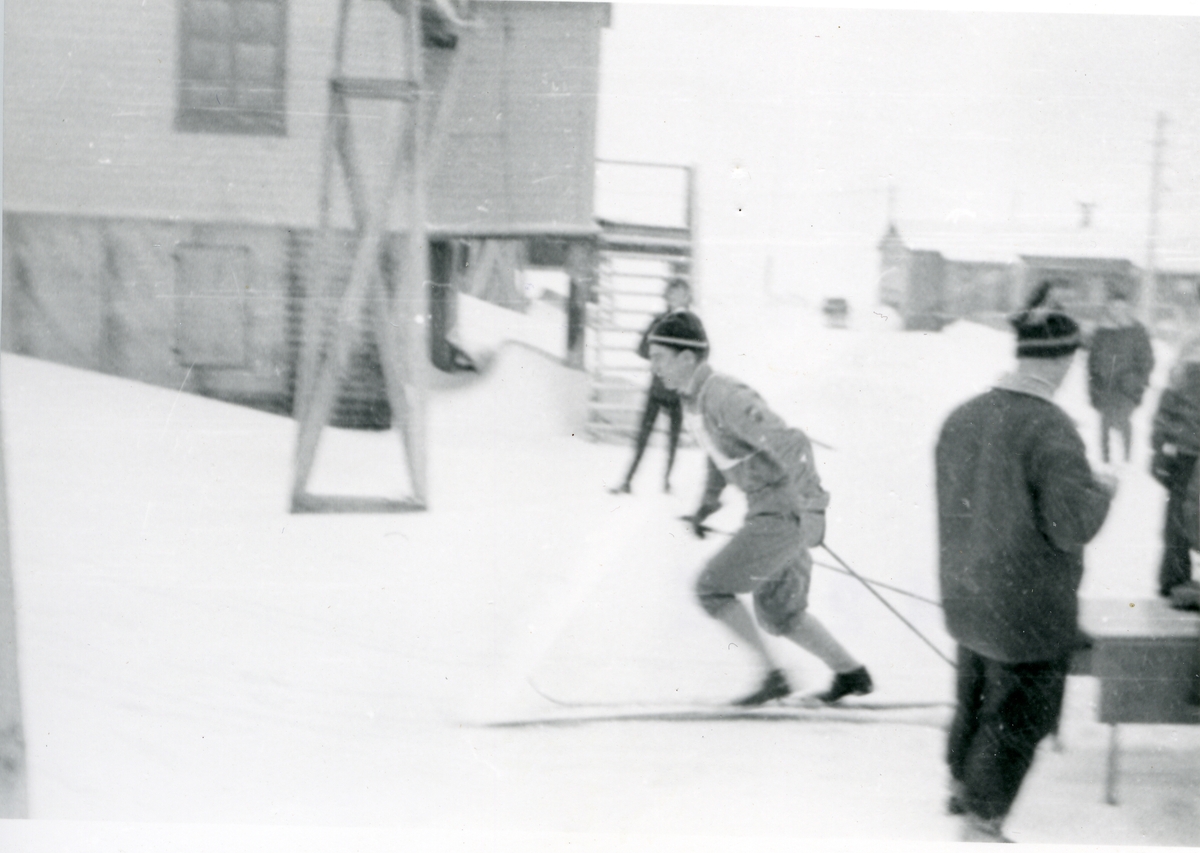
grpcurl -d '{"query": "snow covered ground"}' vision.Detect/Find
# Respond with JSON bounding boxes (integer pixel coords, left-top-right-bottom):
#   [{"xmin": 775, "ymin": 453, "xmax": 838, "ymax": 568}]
[{"xmin": 0, "ymin": 297, "xmax": 1197, "ymax": 852}]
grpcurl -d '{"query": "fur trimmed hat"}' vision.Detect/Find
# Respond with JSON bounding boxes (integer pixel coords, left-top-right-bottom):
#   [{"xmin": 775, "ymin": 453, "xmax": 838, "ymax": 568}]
[
  {"xmin": 1010, "ymin": 282, "xmax": 1082, "ymax": 359},
  {"xmin": 647, "ymin": 310, "xmax": 709, "ymax": 352}
]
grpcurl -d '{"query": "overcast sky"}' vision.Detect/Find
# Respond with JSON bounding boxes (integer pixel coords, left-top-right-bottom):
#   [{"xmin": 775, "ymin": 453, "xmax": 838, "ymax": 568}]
[{"xmin": 593, "ymin": 2, "xmax": 1200, "ymax": 308}]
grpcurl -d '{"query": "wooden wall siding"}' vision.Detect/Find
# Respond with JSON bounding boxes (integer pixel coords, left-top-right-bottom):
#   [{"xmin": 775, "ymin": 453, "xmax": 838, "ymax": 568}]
[
  {"xmin": 0, "ymin": 212, "xmax": 413, "ymax": 424},
  {"xmin": 3, "ymin": 0, "xmax": 332, "ymax": 226},
  {"xmin": 503, "ymin": 2, "xmax": 599, "ymax": 230},
  {"xmin": 2, "ymin": 212, "xmax": 295, "ymax": 407},
  {"xmin": 173, "ymin": 244, "xmax": 253, "ymax": 367},
  {"xmin": 5, "ymin": 0, "xmax": 605, "ymax": 234},
  {"xmin": 2, "ymin": 217, "xmax": 107, "ymax": 371},
  {"xmin": 426, "ymin": 2, "xmax": 604, "ymax": 233}
]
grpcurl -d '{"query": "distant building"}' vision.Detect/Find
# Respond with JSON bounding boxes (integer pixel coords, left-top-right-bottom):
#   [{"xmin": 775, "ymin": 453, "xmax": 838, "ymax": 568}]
[{"xmin": 877, "ymin": 222, "xmax": 1200, "ymax": 335}]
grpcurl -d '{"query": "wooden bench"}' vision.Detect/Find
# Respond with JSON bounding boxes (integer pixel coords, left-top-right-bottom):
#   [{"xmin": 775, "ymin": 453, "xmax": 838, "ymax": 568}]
[{"xmin": 1072, "ymin": 598, "xmax": 1200, "ymax": 804}]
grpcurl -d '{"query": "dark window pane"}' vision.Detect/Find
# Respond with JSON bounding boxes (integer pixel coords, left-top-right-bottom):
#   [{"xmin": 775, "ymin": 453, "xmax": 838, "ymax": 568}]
[
  {"xmin": 184, "ymin": 39, "xmax": 233, "ymax": 81},
  {"xmin": 187, "ymin": 0, "xmax": 232, "ymax": 38},
  {"xmin": 236, "ymin": 1, "xmax": 281, "ymax": 43},
  {"xmin": 177, "ymin": 0, "xmax": 286, "ymax": 136},
  {"xmin": 235, "ymin": 43, "xmax": 277, "ymax": 83}
]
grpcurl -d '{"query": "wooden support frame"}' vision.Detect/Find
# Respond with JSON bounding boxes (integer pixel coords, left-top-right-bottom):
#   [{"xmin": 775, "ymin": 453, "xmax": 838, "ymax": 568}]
[{"xmin": 290, "ymin": 0, "xmax": 442, "ymax": 514}]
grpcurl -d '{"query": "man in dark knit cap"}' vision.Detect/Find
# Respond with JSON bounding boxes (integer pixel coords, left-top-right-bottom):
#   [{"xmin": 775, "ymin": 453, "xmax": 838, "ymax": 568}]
[
  {"xmin": 648, "ymin": 312, "xmax": 873, "ymax": 707},
  {"xmin": 935, "ymin": 285, "xmax": 1117, "ymax": 842}
]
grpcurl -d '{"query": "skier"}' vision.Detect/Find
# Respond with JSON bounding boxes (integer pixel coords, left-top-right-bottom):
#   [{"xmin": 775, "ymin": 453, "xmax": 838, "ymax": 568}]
[
  {"xmin": 935, "ymin": 286, "xmax": 1116, "ymax": 842},
  {"xmin": 647, "ymin": 311, "xmax": 873, "ymax": 706},
  {"xmin": 611, "ymin": 278, "xmax": 699, "ymax": 495}
]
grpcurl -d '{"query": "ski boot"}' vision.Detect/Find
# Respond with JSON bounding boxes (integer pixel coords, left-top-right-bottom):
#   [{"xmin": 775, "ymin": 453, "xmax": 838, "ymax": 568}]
[
  {"xmin": 815, "ymin": 666, "xmax": 873, "ymax": 703},
  {"xmin": 732, "ymin": 669, "xmax": 791, "ymax": 706}
]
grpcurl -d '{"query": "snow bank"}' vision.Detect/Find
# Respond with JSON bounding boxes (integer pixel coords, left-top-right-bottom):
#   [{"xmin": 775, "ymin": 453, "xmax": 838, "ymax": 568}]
[
  {"xmin": 429, "ymin": 341, "xmax": 587, "ymax": 444},
  {"xmin": 0, "ymin": 304, "xmax": 1196, "ymax": 849}
]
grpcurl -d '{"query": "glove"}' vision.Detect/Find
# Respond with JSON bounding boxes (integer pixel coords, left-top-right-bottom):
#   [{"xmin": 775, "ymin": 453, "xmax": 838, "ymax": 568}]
[
  {"xmin": 682, "ymin": 501, "xmax": 722, "ymax": 539},
  {"xmin": 800, "ymin": 510, "xmax": 826, "ymax": 548}
]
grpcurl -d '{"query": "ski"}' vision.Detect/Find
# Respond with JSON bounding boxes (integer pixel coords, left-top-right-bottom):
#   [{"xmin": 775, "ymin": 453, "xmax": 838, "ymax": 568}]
[
  {"xmin": 528, "ymin": 679, "xmax": 952, "ymax": 713},
  {"xmin": 478, "ymin": 681, "xmax": 955, "ymax": 730},
  {"xmin": 482, "ymin": 700, "xmax": 953, "ymax": 730}
]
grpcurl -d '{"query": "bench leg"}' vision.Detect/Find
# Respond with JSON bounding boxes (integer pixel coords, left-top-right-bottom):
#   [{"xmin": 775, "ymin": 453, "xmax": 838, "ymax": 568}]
[{"xmin": 1105, "ymin": 724, "xmax": 1119, "ymax": 805}]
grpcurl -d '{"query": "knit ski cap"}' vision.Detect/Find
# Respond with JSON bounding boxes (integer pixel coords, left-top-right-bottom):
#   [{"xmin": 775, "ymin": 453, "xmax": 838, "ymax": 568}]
[
  {"xmin": 647, "ymin": 311, "xmax": 709, "ymax": 352},
  {"xmin": 1010, "ymin": 282, "xmax": 1082, "ymax": 359}
]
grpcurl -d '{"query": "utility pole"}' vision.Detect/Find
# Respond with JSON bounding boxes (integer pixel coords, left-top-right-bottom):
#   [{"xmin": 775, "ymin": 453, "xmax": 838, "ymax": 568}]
[{"xmin": 1142, "ymin": 111, "xmax": 1167, "ymax": 329}]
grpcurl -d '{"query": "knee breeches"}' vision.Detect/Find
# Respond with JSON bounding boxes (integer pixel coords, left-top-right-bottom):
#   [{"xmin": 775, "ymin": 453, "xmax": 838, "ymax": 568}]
[{"xmin": 695, "ymin": 513, "xmax": 811, "ymax": 635}]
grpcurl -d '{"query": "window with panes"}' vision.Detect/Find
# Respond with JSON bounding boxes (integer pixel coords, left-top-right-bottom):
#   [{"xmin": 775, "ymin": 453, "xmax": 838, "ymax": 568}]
[{"xmin": 176, "ymin": 0, "xmax": 287, "ymax": 135}]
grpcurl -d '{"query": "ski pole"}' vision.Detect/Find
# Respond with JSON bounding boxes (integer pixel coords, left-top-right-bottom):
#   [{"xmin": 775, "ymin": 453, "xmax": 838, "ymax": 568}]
[
  {"xmin": 820, "ymin": 543, "xmax": 956, "ymax": 669},
  {"xmin": 687, "ymin": 520, "xmax": 943, "ymax": 608},
  {"xmin": 812, "ymin": 559, "xmax": 942, "ymax": 607}
]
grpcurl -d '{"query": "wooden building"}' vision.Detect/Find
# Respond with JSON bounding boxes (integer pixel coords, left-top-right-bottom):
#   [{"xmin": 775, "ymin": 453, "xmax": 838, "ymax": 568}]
[
  {"xmin": 877, "ymin": 222, "xmax": 1199, "ymax": 334},
  {"xmin": 3, "ymin": 0, "xmax": 611, "ymax": 422}
]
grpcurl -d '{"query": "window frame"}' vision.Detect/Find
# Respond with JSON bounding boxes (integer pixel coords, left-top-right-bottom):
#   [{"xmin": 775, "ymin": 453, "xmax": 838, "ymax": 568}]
[{"xmin": 175, "ymin": 0, "xmax": 288, "ymax": 137}]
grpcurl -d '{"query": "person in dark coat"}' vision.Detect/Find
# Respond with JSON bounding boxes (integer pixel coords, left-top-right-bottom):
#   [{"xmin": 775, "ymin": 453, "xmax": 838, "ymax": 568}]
[
  {"xmin": 1150, "ymin": 332, "xmax": 1200, "ymax": 598},
  {"xmin": 611, "ymin": 279, "xmax": 699, "ymax": 495},
  {"xmin": 1086, "ymin": 294, "xmax": 1154, "ymax": 463},
  {"xmin": 935, "ymin": 286, "xmax": 1116, "ymax": 843}
]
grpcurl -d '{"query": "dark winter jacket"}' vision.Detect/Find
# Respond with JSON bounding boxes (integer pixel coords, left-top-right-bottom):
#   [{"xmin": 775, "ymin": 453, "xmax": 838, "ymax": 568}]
[
  {"xmin": 1086, "ymin": 321, "xmax": 1154, "ymax": 410},
  {"xmin": 936, "ymin": 377, "xmax": 1112, "ymax": 663}
]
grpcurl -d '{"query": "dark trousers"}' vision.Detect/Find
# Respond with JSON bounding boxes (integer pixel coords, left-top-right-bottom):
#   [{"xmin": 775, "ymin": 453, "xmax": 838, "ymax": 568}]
[
  {"xmin": 946, "ymin": 646, "xmax": 1069, "ymax": 821},
  {"xmin": 1098, "ymin": 402, "xmax": 1135, "ymax": 463},
  {"xmin": 622, "ymin": 392, "xmax": 683, "ymax": 488},
  {"xmin": 1159, "ymin": 454, "xmax": 1198, "ymax": 596}
]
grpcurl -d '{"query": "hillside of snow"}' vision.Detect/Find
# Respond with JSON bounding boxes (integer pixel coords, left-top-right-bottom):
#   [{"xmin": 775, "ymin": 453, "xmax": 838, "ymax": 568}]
[{"xmin": 0, "ymin": 296, "xmax": 1196, "ymax": 852}]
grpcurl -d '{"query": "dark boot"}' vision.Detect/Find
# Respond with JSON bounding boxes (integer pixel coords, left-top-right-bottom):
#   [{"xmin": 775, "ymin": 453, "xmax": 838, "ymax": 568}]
[
  {"xmin": 815, "ymin": 666, "xmax": 873, "ymax": 703},
  {"xmin": 732, "ymin": 669, "xmax": 791, "ymax": 706}
]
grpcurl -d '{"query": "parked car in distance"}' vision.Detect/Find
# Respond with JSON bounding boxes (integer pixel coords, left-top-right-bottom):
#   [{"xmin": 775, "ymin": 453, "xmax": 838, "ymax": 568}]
[{"xmin": 822, "ymin": 297, "xmax": 849, "ymax": 328}]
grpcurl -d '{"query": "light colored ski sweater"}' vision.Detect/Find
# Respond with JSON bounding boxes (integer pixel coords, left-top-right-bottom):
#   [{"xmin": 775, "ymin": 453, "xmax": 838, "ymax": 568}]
[{"xmin": 682, "ymin": 363, "xmax": 829, "ymax": 528}]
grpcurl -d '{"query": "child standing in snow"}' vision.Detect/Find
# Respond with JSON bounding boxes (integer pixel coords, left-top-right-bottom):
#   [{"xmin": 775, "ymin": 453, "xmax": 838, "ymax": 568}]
[
  {"xmin": 1086, "ymin": 292, "xmax": 1154, "ymax": 464},
  {"xmin": 611, "ymin": 278, "xmax": 699, "ymax": 495},
  {"xmin": 647, "ymin": 311, "xmax": 873, "ymax": 707},
  {"xmin": 935, "ymin": 288, "xmax": 1116, "ymax": 842}
]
